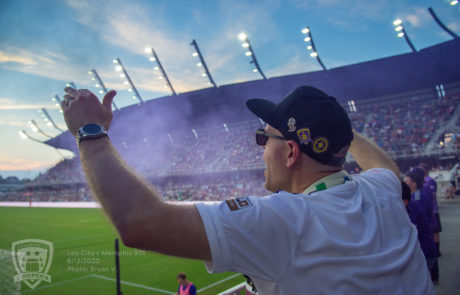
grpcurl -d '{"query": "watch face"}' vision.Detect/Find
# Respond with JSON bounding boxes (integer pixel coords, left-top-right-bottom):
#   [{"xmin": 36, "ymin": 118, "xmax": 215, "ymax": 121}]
[{"xmin": 83, "ymin": 124, "xmax": 102, "ymax": 134}]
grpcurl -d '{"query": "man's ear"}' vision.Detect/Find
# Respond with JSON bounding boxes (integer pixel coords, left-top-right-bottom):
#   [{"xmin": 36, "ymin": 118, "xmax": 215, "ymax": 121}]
[{"xmin": 286, "ymin": 140, "xmax": 301, "ymax": 168}]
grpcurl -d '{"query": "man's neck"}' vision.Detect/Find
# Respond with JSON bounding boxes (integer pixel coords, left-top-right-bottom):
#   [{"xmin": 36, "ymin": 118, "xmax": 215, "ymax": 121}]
[{"xmin": 293, "ymin": 170, "xmax": 342, "ymax": 194}]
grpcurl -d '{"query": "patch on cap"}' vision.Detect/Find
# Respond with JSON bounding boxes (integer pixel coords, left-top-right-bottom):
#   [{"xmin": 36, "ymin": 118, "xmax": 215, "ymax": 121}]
[
  {"xmin": 297, "ymin": 128, "xmax": 311, "ymax": 144},
  {"xmin": 287, "ymin": 118, "xmax": 296, "ymax": 132},
  {"xmin": 312, "ymin": 137, "xmax": 329, "ymax": 154}
]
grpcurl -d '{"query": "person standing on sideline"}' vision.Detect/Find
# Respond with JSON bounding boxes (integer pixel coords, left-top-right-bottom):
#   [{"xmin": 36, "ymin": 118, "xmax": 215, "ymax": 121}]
[
  {"xmin": 404, "ymin": 168, "xmax": 437, "ymax": 278},
  {"xmin": 420, "ymin": 163, "xmax": 441, "ymax": 284},
  {"xmin": 176, "ymin": 272, "xmax": 196, "ymax": 295}
]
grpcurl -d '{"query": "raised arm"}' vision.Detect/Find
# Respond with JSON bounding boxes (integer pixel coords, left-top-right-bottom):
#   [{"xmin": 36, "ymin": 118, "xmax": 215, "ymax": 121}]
[
  {"xmin": 348, "ymin": 131, "xmax": 401, "ymax": 178},
  {"xmin": 61, "ymin": 88, "xmax": 211, "ymax": 261}
]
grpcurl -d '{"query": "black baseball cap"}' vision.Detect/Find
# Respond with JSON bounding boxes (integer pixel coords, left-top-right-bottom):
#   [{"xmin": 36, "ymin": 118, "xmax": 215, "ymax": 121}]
[{"xmin": 246, "ymin": 86, "xmax": 353, "ymax": 166}]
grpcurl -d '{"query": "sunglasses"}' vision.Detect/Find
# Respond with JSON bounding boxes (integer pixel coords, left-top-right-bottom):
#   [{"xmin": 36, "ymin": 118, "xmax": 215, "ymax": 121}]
[{"xmin": 256, "ymin": 128, "xmax": 288, "ymax": 146}]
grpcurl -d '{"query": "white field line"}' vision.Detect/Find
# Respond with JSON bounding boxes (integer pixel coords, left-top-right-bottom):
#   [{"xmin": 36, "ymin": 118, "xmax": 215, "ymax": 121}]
[
  {"xmin": 91, "ymin": 274, "xmax": 175, "ymax": 294},
  {"xmin": 197, "ymin": 273, "xmax": 242, "ymax": 292},
  {"xmin": 22, "ymin": 274, "xmax": 93, "ymax": 293}
]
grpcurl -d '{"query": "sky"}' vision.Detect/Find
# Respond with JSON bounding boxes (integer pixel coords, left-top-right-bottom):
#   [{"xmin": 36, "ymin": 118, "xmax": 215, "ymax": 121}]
[{"xmin": 0, "ymin": 0, "xmax": 458, "ymax": 179}]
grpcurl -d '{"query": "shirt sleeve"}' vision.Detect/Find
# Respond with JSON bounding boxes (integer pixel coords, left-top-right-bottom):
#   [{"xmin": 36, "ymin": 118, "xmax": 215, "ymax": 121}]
[
  {"xmin": 195, "ymin": 194, "xmax": 306, "ymax": 281},
  {"xmin": 361, "ymin": 168, "xmax": 401, "ymax": 196}
]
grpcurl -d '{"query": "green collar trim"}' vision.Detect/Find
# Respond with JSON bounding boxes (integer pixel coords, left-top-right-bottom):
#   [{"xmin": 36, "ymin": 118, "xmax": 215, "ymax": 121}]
[{"xmin": 303, "ymin": 170, "xmax": 351, "ymax": 195}]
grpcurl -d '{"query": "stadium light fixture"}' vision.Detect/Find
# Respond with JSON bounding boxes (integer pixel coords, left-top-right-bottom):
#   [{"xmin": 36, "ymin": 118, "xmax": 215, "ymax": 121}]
[
  {"xmin": 19, "ymin": 131, "xmax": 27, "ymax": 140},
  {"xmin": 113, "ymin": 58, "xmax": 144, "ymax": 104},
  {"xmin": 51, "ymin": 95, "xmax": 63, "ymax": 113},
  {"xmin": 238, "ymin": 32, "xmax": 267, "ymax": 79},
  {"xmin": 301, "ymin": 26, "xmax": 327, "ymax": 71},
  {"xmin": 39, "ymin": 108, "xmax": 65, "ymax": 133},
  {"xmin": 427, "ymin": 7, "xmax": 459, "ymax": 39},
  {"xmin": 144, "ymin": 48, "xmax": 177, "ymax": 96},
  {"xmin": 392, "ymin": 19, "xmax": 417, "ymax": 52},
  {"xmin": 88, "ymin": 69, "xmax": 119, "ymax": 110},
  {"xmin": 450, "ymin": 0, "xmax": 458, "ymax": 5},
  {"xmin": 65, "ymin": 82, "xmax": 77, "ymax": 89},
  {"xmin": 18, "ymin": 130, "xmax": 43, "ymax": 143},
  {"xmin": 190, "ymin": 39, "xmax": 217, "ymax": 87},
  {"xmin": 28, "ymin": 120, "xmax": 52, "ymax": 138}
]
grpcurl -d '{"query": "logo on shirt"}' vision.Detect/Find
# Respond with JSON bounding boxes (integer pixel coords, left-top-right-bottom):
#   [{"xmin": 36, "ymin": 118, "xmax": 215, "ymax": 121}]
[{"xmin": 226, "ymin": 197, "xmax": 253, "ymax": 211}]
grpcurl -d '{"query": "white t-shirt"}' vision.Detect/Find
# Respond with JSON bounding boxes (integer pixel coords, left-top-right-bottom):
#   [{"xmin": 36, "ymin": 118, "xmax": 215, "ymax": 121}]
[{"xmin": 195, "ymin": 168, "xmax": 435, "ymax": 295}]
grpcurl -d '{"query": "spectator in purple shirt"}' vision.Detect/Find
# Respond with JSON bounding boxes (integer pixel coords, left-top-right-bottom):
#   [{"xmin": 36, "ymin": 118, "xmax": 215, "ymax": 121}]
[
  {"xmin": 404, "ymin": 169, "xmax": 437, "ymax": 280},
  {"xmin": 420, "ymin": 163, "xmax": 441, "ymax": 284}
]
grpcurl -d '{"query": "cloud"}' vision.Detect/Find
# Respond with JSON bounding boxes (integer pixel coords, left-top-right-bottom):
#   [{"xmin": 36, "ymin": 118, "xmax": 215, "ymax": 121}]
[
  {"xmin": 290, "ymin": 0, "xmax": 391, "ymax": 29},
  {"xmin": 0, "ymin": 97, "xmax": 60, "ymax": 111},
  {"xmin": 266, "ymin": 49, "xmax": 321, "ymax": 77},
  {"xmin": 0, "ymin": 46, "xmax": 87, "ymax": 83},
  {"xmin": 0, "ymin": 50, "xmax": 36, "ymax": 65},
  {"xmin": 65, "ymin": 0, "xmax": 285, "ymax": 91},
  {"xmin": 0, "ymin": 155, "xmax": 48, "ymax": 171},
  {"xmin": 403, "ymin": 7, "xmax": 431, "ymax": 28}
]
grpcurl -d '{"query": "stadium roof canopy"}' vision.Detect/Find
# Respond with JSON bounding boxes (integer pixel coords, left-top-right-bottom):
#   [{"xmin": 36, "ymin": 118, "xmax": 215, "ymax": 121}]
[{"xmin": 46, "ymin": 39, "xmax": 460, "ymax": 152}]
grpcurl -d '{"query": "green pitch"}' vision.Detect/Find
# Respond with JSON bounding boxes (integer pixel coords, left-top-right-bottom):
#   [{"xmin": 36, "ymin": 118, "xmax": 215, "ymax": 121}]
[{"xmin": 0, "ymin": 207, "xmax": 244, "ymax": 294}]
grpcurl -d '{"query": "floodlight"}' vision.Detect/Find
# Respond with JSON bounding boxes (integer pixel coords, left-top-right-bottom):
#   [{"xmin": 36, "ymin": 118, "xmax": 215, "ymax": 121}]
[
  {"xmin": 19, "ymin": 131, "xmax": 27, "ymax": 139},
  {"xmin": 393, "ymin": 19, "xmax": 402, "ymax": 26},
  {"xmin": 307, "ymin": 45, "xmax": 312, "ymax": 50},
  {"xmin": 115, "ymin": 65, "xmax": 123, "ymax": 71},
  {"xmin": 88, "ymin": 70, "xmax": 92, "ymax": 75},
  {"xmin": 124, "ymin": 81, "xmax": 129, "ymax": 85},
  {"xmin": 95, "ymin": 84, "xmax": 100, "ymax": 87},
  {"xmin": 237, "ymin": 32, "xmax": 266, "ymax": 79},
  {"xmin": 397, "ymin": 32, "xmax": 404, "ymax": 37},
  {"xmin": 144, "ymin": 47, "xmax": 151, "ymax": 53},
  {"xmin": 310, "ymin": 52, "xmax": 318, "ymax": 57},
  {"xmin": 113, "ymin": 59, "xmax": 118, "ymax": 63},
  {"xmin": 303, "ymin": 37, "xmax": 311, "ymax": 42},
  {"xmin": 120, "ymin": 74, "xmax": 125, "ymax": 78},
  {"xmin": 99, "ymin": 90, "xmax": 103, "ymax": 94},
  {"xmin": 450, "ymin": 0, "xmax": 458, "ymax": 5},
  {"xmin": 197, "ymin": 62, "xmax": 202, "ymax": 67},
  {"xmin": 301, "ymin": 27, "xmax": 310, "ymax": 34},
  {"xmin": 253, "ymin": 69, "xmax": 258, "ymax": 72},
  {"xmin": 149, "ymin": 57, "xmax": 155, "ymax": 62},
  {"xmin": 190, "ymin": 39, "xmax": 217, "ymax": 87},
  {"xmin": 395, "ymin": 26, "xmax": 403, "ymax": 31},
  {"xmin": 128, "ymin": 88, "xmax": 133, "ymax": 92}
]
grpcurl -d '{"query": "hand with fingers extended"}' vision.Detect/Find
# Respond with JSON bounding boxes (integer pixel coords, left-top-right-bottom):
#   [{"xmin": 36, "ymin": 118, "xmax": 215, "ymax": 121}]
[{"xmin": 61, "ymin": 87, "xmax": 117, "ymax": 136}]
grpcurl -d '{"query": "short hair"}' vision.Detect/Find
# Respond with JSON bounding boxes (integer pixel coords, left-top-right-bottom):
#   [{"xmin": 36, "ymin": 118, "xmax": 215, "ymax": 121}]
[
  {"xmin": 177, "ymin": 272, "xmax": 186, "ymax": 280},
  {"xmin": 401, "ymin": 182, "xmax": 411, "ymax": 202},
  {"xmin": 406, "ymin": 167, "xmax": 425, "ymax": 189}
]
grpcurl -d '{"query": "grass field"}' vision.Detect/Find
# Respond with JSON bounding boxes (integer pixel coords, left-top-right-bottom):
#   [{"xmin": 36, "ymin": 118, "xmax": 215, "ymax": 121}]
[{"xmin": 0, "ymin": 207, "xmax": 244, "ymax": 294}]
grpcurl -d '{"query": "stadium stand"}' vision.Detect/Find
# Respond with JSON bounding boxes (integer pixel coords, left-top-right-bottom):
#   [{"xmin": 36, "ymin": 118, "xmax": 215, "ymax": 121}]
[{"xmin": 2, "ymin": 39, "xmax": 460, "ymax": 202}]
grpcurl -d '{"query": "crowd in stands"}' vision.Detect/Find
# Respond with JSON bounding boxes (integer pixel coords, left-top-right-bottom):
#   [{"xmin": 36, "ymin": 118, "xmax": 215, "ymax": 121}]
[{"xmin": 2, "ymin": 91, "xmax": 459, "ymax": 202}]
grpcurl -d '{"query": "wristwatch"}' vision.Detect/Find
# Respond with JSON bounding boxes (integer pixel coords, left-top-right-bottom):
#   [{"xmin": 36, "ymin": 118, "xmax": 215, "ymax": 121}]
[{"xmin": 76, "ymin": 123, "xmax": 108, "ymax": 144}]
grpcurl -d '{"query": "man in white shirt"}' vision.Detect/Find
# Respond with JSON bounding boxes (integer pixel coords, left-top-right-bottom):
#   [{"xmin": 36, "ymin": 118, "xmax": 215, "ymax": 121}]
[{"xmin": 61, "ymin": 85, "xmax": 434, "ymax": 294}]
